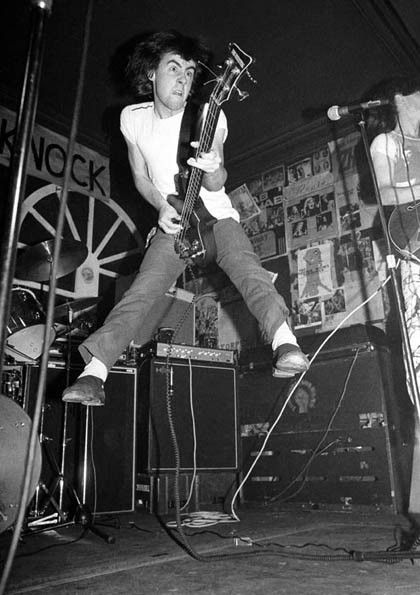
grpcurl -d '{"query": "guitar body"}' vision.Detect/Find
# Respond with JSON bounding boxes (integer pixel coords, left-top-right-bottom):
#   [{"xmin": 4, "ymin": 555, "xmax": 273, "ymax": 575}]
[
  {"xmin": 388, "ymin": 201, "xmax": 420, "ymax": 260},
  {"xmin": 168, "ymin": 193, "xmax": 217, "ymax": 267}
]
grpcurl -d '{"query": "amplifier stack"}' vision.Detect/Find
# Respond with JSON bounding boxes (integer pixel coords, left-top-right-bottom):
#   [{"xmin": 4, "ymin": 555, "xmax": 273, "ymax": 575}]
[
  {"xmin": 135, "ymin": 345, "xmax": 239, "ymax": 514},
  {"xmin": 1, "ymin": 342, "xmax": 239, "ymax": 519},
  {"xmin": 239, "ymin": 325, "xmax": 413, "ymax": 512}
]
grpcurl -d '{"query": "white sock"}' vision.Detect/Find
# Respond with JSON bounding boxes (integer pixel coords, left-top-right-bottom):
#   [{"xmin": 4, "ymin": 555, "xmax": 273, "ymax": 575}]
[
  {"xmin": 272, "ymin": 321, "xmax": 298, "ymax": 351},
  {"xmin": 79, "ymin": 356, "xmax": 108, "ymax": 383}
]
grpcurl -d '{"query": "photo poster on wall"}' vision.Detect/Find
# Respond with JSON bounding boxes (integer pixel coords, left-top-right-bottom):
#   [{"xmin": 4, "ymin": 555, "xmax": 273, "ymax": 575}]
[
  {"xmin": 289, "ymin": 230, "xmax": 384, "ymax": 333},
  {"xmin": 233, "ymin": 165, "xmax": 287, "ymax": 260},
  {"xmin": 334, "ymin": 172, "xmax": 378, "ymax": 234},
  {"xmin": 195, "ymin": 293, "xmax": 219, "ymax": 348},
  {"xmin": 285, "ymin": 183, "xmax": 337, "ymax": 250},
  {"xmin": 328, "ymin": 130, "xmax": 360, "ymax": 181},
  {"xmin": 229, "ymin": 183, "xmax": 261, "ymax": 221}
]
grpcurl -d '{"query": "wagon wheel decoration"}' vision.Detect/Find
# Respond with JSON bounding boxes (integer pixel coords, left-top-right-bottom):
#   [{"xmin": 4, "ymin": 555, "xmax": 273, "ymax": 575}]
[{"xmin": 15, "ymin": 182, "xmax": 144, "ymax": 302}]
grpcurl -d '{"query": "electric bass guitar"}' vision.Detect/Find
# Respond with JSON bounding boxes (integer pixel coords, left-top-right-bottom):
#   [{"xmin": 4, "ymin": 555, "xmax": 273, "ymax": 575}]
[
  {"xmin": 167, "ymin": 43, "xmax": 254, "ymax": 267},
  {"xmin": 388, "ymin": 201, "xmax": 420, "ymax": 260}
]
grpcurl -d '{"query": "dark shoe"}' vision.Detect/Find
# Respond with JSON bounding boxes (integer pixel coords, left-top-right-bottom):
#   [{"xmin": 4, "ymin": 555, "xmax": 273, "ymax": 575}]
[
  {"xmin": 272, "ymin": 343, "xmax": 310, "ymax": 378},
  {"xmin": 62, "ymin": 375, "xmax": 105, "ymax": 406}
]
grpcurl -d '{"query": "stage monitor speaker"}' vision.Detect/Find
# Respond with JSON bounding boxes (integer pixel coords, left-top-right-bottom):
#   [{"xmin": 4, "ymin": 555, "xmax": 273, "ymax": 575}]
[
  {"xmin": 137, "ymin": 358, "xmax": 238, "ymax": 473},
  {"xmin": 25, "ymin": 362, "xmax": 137, "ymax": 515}
]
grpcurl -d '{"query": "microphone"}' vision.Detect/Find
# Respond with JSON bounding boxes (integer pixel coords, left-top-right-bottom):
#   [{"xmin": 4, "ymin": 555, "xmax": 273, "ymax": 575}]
[{"xmin": 327, "ymin": 99, "xmax": 389, "ymax": 121}]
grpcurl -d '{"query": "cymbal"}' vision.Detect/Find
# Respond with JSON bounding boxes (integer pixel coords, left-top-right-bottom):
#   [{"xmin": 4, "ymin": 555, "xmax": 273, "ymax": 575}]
[
  {"xmin": 54, "ymin": 296, "xmax": 102, "ymax": 320},
  {"xmin": 15, "ymin": 239, "xmax": 88, "ymax": 282}
]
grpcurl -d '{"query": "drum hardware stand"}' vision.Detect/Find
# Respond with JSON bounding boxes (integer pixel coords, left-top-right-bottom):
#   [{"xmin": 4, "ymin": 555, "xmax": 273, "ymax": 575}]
[
  {"xmin": 27, "ymin": 303, "xmax": 115, "ymax": 543},
  {"xmin": 27, "ymin": 396, "xmax": 72, "ymax": 525},
  {"xmin": 28, "ymin": 482, "xmax": 66, "ymax": 527},
  {"xmin": 26, "ymin": 306, "xmax": 75, "ymax": 527},
  {"xmin": 24, "ymin": 288, "xmax": 68, "ymax": 524},
  {"xmin": 58, "ymin": 305, "xmax": 74, "ymax": 512}
]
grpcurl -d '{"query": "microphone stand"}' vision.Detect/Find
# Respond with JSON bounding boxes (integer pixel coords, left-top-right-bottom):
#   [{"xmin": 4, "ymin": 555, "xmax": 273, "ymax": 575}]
[
  {"xmin": 357, "ymin": 112, "xmax": 420, "ymax": 518},
  {"xmin": 0, "ymin": 3, "xmax": 56, "ymax": 594}
]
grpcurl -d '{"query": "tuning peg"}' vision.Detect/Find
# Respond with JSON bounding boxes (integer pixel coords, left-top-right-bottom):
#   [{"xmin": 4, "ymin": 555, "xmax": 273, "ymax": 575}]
[
  {"xmin": 236, "ymin": 87, "xmax": 249, "ymax": 101},
  {"xmin": 246, "ymin": 70, "xmax": 257, "ymax": 84}
]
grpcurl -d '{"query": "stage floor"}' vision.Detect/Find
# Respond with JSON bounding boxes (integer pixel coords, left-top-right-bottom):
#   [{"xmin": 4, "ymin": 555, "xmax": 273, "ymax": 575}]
[{"xmin": 1, "ymin": 504, "xmax": 420, "ymax": 594}]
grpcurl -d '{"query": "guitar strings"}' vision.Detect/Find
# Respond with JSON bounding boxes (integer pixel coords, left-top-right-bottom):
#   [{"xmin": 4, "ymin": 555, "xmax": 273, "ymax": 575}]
[
  {"xmin": 176, "ymin": 73, "xmax": 225, "ymax": 248},
  {"xmin": 173, "ymin": 49, "xmax": 251, "ymax": 257},
  {"xmin": 180, "ymin": 93, "xmax": 220, "ymax": 222}
]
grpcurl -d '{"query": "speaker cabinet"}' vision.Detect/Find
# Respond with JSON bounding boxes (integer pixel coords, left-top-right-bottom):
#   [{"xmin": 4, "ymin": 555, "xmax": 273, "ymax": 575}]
[
  {"xmin": 239, "ymin": 333, "xmax": 413, "ymax": 512},
  {"xmin": 25, "ymin": 362, "xmax": 137, "ymax": 516},
  {"xmin": 137, "ymin": 357, "xmax": 238, "ymax": 473},
  {"xmin": 78, "ymin": 365, "xmax": 137, "ymax": 515}
]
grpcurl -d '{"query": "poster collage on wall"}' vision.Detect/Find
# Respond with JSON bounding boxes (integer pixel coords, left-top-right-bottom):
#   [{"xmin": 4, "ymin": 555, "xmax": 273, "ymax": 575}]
[{"xmin": 227, "ymin": 130, "xmax": 385, "ymax": 347}]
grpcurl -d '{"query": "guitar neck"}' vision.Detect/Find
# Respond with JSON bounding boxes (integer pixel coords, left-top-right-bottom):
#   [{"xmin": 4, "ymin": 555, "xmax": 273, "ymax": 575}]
[
  {"xmin": 179, "ymin": 42, "xmax": 253, "ymax": 214},
  {"xmin": 184, "ymin": 101, "xmax": 221, "ymax": 203}
]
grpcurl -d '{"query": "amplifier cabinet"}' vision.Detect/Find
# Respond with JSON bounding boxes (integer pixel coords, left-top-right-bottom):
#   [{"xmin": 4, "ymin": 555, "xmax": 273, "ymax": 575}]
[
  {"xmin": 241, "ymin": 429, "xmax": 403, "ymax": 510},
  {"xmin": 137, "ymin": 357, "xmax": 238, "ymax": 473},
  {"xmin": 25, "ymin": 362, "xmax": 137, "ymax": 516},
  {"xmin": 240, "ymin": 345, "xmax": 404, "ymax": 433},
  {"xmin": 239, "ymin": 341, "xmax": 413, "ymax": 512},
  {"xmin": 78, "ymin": 365, "xmax": 138, "ymax": 515}
]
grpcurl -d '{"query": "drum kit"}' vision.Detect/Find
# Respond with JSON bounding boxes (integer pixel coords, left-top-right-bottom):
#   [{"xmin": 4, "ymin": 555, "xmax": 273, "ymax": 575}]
[
  {"xmin": 1, "ymin": 239, "xmax": 101, "ymax": 534},
  {"xmin": 5, "ymin": 239, "xmax": 100, "ymax": 363}
]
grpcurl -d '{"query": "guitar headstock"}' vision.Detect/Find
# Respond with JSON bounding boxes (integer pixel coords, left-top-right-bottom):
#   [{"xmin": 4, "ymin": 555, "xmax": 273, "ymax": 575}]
[{"xmin": 211, "ymin": 43, "xmax": 255, "ymax": 106}]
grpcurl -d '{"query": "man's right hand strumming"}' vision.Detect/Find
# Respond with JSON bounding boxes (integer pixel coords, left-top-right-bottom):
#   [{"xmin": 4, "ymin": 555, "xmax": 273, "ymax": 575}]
[{"xmin": 158, "ymin": 201, "xmax": 182, "ymax": 234}]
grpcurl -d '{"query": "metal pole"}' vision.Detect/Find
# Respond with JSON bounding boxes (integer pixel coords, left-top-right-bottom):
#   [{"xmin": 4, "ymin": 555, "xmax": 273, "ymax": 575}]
[
  {"xmin": 0, "ymin": 0, "xmax": 53, "ymax": 380},
  {"xmin": 0, "ymin": 3, "xmax": 53, "ymax": 594}
]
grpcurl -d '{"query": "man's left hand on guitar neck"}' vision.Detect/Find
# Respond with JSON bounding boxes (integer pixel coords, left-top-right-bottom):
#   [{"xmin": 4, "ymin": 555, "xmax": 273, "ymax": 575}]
[{"xmin": 187, "ymin": 139, "xmax": 227, "ymax": 191}]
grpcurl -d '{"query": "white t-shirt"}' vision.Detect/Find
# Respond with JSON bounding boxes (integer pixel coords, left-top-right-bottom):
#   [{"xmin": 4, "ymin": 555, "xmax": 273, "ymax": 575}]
[
  {"xmin": 370, "ymin": 130, "xmax": 420, "ymax": 185},
  {"xmin": 120, "ymin": 102, "xmax": 239, "ymax": 222}
]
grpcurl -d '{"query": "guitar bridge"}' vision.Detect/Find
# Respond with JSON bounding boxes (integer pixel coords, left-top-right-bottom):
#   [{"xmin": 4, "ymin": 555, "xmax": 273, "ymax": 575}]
[{"xmin": 175, "ymin": 238, "xmax": 205, "ymax": 262}]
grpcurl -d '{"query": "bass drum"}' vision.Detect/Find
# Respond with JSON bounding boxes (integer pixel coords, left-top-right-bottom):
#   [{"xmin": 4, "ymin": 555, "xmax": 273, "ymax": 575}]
[{"xmin": 0, "ymin": 394, "xmax": 42, "ymax": 534}]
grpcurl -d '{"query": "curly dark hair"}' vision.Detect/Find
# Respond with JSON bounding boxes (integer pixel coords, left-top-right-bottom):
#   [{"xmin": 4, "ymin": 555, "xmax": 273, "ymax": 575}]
[
  {"xmin": 125, "ymin": 30, "xmax": 212, "ymax": 98},
  {"xmin": 364, "ymin": 75, "xmax": 420, "ymax": 140}
]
